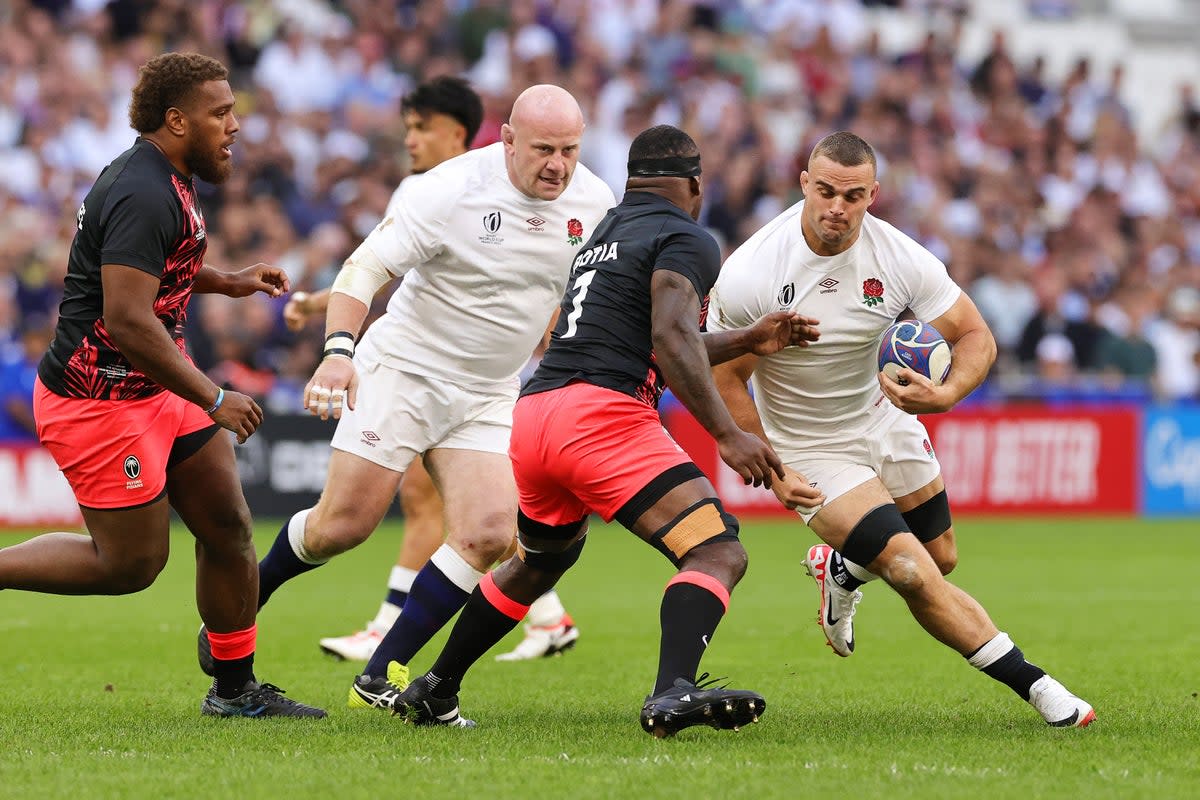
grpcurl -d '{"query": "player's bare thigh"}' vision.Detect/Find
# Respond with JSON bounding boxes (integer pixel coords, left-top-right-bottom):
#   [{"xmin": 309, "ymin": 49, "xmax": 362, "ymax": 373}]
[
  {"xmin": 894, "ymin": 474, "xmax": 956, "ymax": 572},
  {"xmin": 423, "ymin": 447, "xmax": 517, "ymax": 570},
  {"xmin": 305, "ymin": 448, "xmax": 404, "ymax": 555}
]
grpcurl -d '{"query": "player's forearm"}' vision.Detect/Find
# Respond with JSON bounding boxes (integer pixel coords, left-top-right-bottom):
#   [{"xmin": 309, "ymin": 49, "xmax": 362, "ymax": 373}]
[
  {"xmin": 655, "ymin": 324, "xmax": 742, "ymax": 442},
  {"xmin": 701, "ymin": 327, "xmax": 757, "ymax": 366},
  {"xmin": 943, "ymin": 327, "xmax": 996, "ymax": 406},
  {"xmin": 193, "ymin": 265, "xmax": 232, "ymax": 294},
  {"xmin": 107, "ymin": 313, "xmax": 220, "ymax": 408},
  {"xmin": 324, "ymin": 291, "xmax": 370, "ymax": 340},
  {"xmin": 714, "ymin": 366, "xmax": 770, "ymax": 444}
]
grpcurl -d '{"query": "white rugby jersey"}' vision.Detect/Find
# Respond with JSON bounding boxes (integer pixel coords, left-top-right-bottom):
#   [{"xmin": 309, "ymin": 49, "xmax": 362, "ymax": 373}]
[
  {"xmin": 708, "ymin": 200, "xmax": 961, "ymax": 453},
  {"xmin": 351, "ymin": 143, "xmax": 615, "ymax": 385}
]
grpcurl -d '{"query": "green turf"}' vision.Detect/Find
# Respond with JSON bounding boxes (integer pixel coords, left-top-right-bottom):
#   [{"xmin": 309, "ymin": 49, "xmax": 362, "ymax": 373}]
[{"xmin": 1, "ymin": 517, "xmax": 1197, "ymax": 799}]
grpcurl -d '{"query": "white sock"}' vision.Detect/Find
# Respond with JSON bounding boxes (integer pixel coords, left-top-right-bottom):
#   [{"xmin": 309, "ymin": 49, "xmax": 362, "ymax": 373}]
[
  {"xmin": 388, "ymin": 565, "xmax": 418, "ymax": 593},
  {"xmin": 287, "ymin": 508, "xmax": 326, "ymax": 565},
  {"xmin": 842, "ymin": 556, "xmax": 877, "ymax": 583},
  {"xmin": 372, "ymin": 601, "xmax": 402, "ymax": 630},
  {"xmin": 429, "ymin": 544, "xmax": 485, "ymax": 592},
  {"xmin": 967, "ymin": 631, "xmax": 1015, "ymax": 670},
  {"xmin": 526, "ymin": 590, "xmax": 566, "ymax": 627}
]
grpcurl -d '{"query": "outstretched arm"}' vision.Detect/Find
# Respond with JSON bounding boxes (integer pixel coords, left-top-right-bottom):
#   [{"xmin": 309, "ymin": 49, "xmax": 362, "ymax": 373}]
[
  {"xmin": 703, "ymin": 311, "xmax": 820, "ymax": 365},
  {"xmin": 194, "ymin": 263, "xmax": 289, "ymax": 298},
  {"xmin": 652, "ymin": 270, "xmax": 783, "ymax": 488}
]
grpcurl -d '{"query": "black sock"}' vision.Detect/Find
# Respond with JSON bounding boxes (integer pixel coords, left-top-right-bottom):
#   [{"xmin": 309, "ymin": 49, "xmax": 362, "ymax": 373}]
[
  {"xmin": 971, "ymin": 641, "xmax": 1045, "ymax": 701},
  {"xmin": 425, "ymin": 582, "xmax": 525, "ymax": 698},
  {"xmin": 212, "ymin": 654, "xmax": 255, "ymax": 699},
  {"xmin": 653, "ymin": 573, "xmax": 728, "ymax": 696},
  {"xmin": 258, "ymin": 515, "xmax": 323, "ymax": 609},
  {"xmin": 828, "ymin": 551, "xmax": 865, "ymax": 591}
]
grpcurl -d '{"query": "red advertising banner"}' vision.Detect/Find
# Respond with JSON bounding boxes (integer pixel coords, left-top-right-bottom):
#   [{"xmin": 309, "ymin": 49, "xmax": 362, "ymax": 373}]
[
  {"xmin": 661, "ymin": 403, "xmax": 1140, "ymax": 517},
  {"xmin": 0, "ymin": 444, "xmax": 83, "ymax": 529},
  {"xmin": 921, "ymin": 406, "xmax": 1138, "ymax": 515}
]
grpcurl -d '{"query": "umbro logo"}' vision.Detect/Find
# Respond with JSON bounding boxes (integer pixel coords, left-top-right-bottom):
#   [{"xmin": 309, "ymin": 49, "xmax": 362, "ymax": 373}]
[
  {"xmin": 819, "ymin": 278, "xmax": 839, "ymax": 294},
  {"xmin": 360, "ymin": 430, "xmax": 381, "ymax": 447},
  {"xmin": 526, "ymin": 216, "xmax": 546, "ymax": 231}
]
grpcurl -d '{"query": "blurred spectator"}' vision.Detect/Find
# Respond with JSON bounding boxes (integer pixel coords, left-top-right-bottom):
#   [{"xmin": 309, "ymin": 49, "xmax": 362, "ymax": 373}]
[
  {"xmin": 1147, "ymin": 287, "xmax": 1200, "ymax": 401},
  {"xmin": 0, "ymin": 315, "xmax": 52, "ymax": 441}
]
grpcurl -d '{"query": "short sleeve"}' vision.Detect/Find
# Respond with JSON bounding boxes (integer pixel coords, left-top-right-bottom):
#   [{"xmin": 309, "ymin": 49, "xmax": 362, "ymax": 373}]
[
  {"xmin": 653, "ymin": 225, "xmax": 722, "ymax": 304},
  {"xmin": 98, "ymin": 182, "xmax": 178, "ymax": 277},
  {"xmin": 905, "ymin": 244, "xmax": 961, "ymax": 322},
  {"xmin": 706, "ymin": 249, "xmax": 765, "ymax": 333},
  {"xmin": 361, "ymin": 173, "xmax": 449, "ymax": 278}
]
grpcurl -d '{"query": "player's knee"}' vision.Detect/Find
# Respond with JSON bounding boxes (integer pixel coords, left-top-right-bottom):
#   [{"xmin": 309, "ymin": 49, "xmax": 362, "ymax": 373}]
[
  {"xmin": 881, "ymin": 551, "xmax": 926, "ymax": 596},
  {"xmin": 306, "ymin": 510, "xmax": 373, "ymax": 556},
  {"xmin": 650, "ymin": 497, "xmax": 741, "ymax": 568},
  {"xmin": 933, "ymin": 545, "xmax": 958, "ymax": 576},
  {"xmin": 455, "ymin": 509, "xmax": 517, "ymax": 562},
  {"xmin": 104, "ymin": 552, "xmax": 167, "ymax": 594}
]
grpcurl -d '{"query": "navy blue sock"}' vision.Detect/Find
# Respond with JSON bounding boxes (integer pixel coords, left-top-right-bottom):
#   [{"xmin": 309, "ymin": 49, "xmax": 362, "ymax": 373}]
[
  {"xmin": 385, "ymin": 588, "xmax": 409, "ymax": 608},
  {"xmin": 364, "ymin": 560, "xmax": 471, "ymax": 677},
  {"xmin": 258, "ymin": 517, "xmax": 323, "ymax": 609}
]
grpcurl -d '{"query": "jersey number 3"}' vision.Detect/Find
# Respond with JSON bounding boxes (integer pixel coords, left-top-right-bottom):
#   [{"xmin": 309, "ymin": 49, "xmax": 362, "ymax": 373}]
[{"xmin": 561, "ymin": 269, "xmax": 597, "ymax": 339}]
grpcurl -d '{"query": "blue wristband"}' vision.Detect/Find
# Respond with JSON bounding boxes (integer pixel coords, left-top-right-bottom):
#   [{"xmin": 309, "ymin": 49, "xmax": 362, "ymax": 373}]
[{"xmin": 204, "ymin": 388, "xmax": 225, "ymax": 416}]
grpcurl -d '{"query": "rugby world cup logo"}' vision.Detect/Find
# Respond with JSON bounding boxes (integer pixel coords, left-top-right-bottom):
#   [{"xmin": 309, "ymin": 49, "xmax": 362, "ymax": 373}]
[{"xmin": 483, "ymin": 211, "xmax": 502, "ymax": 233}]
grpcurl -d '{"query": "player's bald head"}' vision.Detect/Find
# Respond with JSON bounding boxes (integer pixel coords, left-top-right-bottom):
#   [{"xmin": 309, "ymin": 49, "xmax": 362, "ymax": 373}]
[{"xmin": 509, "ymin": 84, "xmax": 584, "ymax": 138}]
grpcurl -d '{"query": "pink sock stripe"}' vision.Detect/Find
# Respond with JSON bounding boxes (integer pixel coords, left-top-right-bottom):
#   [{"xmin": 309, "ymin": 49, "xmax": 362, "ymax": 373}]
[
  {"xmin": 207, "ymin": 624, "xmax": 257, "ymax": 661},
  {"xmin": 666, "ymin": 571, "xmax": 730, "ymax": 612},
  {"xmin": 479, "ymin": 573, "xmax": 530, "ymax": 621}
]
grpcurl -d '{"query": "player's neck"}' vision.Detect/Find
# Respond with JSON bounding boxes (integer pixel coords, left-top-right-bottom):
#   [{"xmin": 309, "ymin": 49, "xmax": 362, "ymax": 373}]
[{"xmin": 140, "ymin": 133, "xmax": 191, "ymax": 178}]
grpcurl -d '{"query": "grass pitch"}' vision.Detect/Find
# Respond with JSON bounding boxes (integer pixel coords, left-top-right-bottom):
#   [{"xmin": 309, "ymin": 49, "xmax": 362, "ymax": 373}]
[{"xmin": 1, "ymin": 517, "xmax": 1197, "ymax": 799}]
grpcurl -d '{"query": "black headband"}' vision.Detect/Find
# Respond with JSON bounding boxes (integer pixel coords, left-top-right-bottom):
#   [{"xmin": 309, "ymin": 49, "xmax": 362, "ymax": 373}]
[{"xmin": 627, "ymin": 155, "xmax": 702, "ymax": 178}]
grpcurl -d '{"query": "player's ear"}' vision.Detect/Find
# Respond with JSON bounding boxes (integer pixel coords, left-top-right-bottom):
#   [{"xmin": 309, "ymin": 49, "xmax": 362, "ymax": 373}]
[
  {"xmin": 164, "ymin": 106, "xmax": 187, "ymax": 138},
  {"xmin": 500, "ymin": 122, "xmax": 515, "ymax": 146}
]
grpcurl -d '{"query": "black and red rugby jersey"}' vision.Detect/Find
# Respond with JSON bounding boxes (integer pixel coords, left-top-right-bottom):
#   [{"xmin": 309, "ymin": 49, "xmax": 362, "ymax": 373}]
[
  {"xmin": 522, "ymin": 192, "xmax": 721, "ymax": 407},
  {"xmin": 38, "ymin": 138, "xmax": 207, "ymax": 400}
]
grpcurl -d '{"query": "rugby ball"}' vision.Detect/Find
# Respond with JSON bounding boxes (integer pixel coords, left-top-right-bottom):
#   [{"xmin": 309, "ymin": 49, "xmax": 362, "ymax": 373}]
[{"xmin": 878, "ymin": 320, "xmax": 952, "ymax": 386}]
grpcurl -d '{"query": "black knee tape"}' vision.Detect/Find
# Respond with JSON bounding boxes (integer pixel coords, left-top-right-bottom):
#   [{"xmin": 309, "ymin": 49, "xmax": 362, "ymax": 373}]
[
  {"xmin": 901, "ymin": 490, "xmax": 951, "ymax": 543},
  {"xmin": 649, "ymin": 497, "xmax": 740, "ymax": 567},
  {"xmin": 517, "ymin": 509, "xmax": 586, "ymax": 542},
  {"xmin": 520, "ymin": 534, "xmax": 586, "ymax": 572},
  {"xmin": 841, "ymin": 504, "xmax": 910, "ymax": 567}
]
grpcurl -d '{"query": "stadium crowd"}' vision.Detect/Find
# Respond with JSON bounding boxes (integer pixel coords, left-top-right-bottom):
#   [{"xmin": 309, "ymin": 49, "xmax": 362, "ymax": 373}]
[{"xmin": 2, "ymin": 0, "xmax": 1199, "ymax": 441}]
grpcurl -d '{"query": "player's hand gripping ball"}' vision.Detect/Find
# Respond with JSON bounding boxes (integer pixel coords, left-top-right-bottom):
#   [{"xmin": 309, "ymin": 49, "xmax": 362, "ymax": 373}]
[{"xmin": 878, "ymin": 320, "xmax": 952, "ymax": 386}]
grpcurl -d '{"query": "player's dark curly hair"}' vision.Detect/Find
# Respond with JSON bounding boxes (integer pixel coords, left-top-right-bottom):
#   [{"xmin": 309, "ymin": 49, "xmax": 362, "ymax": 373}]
[
  {"xmin": 628, "ymin": 124, "xmax": 699, "ymax": 161},
  {"xmin": 810, "ymin": 131, "xmax": 877, "ymax": 172},
  {"xmin": 402, "ymin": 76, "xmax": 484, "ymax": 147},
  {"xmin": 128, "ymin": 52, "xmax": 228, "ymax": 134}
]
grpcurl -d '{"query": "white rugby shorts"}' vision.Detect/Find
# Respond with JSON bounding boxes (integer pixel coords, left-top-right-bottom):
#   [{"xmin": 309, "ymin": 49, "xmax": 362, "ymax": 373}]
[
  {"xmin": 787, "ymin": 407, "xmax": 941, "ymax": 524},
  {"xmin": 330, "ymin": 357, "xmax": 516, "ymax": 472}
]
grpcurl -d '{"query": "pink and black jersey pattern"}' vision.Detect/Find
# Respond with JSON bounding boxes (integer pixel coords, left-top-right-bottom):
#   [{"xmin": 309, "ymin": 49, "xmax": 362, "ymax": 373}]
[
  {"xmin": 38, "ymin": 139, "xmax": 207, "ymax": 400},
  {"xmin": 522, "ymin": 192, "xmax": 721, "ymax": 408}
]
